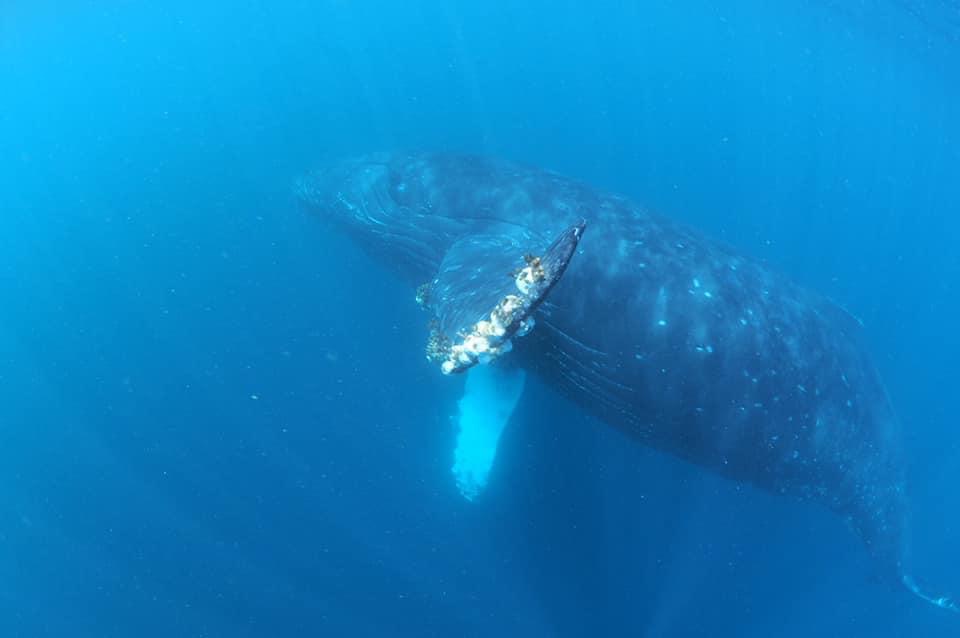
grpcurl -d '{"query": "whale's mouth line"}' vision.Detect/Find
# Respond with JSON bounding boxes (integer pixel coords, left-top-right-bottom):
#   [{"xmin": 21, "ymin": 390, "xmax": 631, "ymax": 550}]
[{"xmin": 351, "ymin": 181, "xmax": 394, "ymax": 227}]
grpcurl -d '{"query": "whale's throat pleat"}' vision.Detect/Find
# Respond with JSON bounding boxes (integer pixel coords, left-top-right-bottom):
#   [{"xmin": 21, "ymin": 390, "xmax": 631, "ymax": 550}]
[{"xmin": 452, "ymin": 365, "xmax": 526, "ymax": 500}]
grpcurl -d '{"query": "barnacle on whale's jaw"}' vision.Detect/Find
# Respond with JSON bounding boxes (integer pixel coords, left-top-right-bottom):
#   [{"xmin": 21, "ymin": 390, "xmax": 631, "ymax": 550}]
[
  {"xmin": 417, "ymin": 221, "xmax": 585, "ymax": 375},
  {"xmin": 437, "ymin": 294, "xmax": 534, "ymax": 375}
]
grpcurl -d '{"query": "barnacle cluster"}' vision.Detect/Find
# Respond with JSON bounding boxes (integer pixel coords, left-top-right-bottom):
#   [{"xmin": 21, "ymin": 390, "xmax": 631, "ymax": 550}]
[
  {"xmin": 514, "ymin": 254, "xmax": 546, "ymax": 295},
  {"xmin": 425, "ymin": 321, "xmax": 452, "ymax": 364},
  {"xmin": 437, "ymin": 257, "xmax": 542, "ymax": 374},
  {"xmin": 421, "ymin": 249, "xmax": 548, "ymax": 374},
  {"xmin": 440, "ymin": 313, "xmax": 514, "ymax": 375},
  {"xmin": 415, "ymin": 281, "xmax": 433, "ymax": 308}
]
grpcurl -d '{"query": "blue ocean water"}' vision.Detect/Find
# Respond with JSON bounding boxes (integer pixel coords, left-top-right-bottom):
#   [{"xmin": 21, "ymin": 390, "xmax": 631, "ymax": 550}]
[{"xmin": 1, "ymin": 1, "xmax": 958, "ymax": 636}]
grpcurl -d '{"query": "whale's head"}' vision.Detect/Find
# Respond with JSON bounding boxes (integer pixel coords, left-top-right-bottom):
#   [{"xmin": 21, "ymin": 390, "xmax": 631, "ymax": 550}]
[{"xmin": 296, "ymin": 152, "xmax": 473, "ymax": 283}]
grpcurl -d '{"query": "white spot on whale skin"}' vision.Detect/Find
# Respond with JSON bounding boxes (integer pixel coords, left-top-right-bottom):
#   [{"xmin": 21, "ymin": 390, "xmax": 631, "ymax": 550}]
[{"xmin": 653, "ymin": 286, "xmax": 668, "ymax": 327}]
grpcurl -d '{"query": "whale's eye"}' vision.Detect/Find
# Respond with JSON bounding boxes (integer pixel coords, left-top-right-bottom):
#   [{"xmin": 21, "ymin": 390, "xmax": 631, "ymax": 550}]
[{"xmin": 388, "ymin": 169, "xmax": 424, "ymax": 206}]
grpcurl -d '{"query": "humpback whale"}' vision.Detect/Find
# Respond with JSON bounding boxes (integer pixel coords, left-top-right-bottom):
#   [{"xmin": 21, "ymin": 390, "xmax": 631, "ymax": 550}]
[{"xmin": 297, "ymin": 151, "xmax": 955, "ymax": 612}]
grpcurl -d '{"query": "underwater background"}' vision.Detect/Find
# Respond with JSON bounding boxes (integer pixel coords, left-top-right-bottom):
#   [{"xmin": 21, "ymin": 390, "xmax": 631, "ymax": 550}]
[{"xmin": 1, "ymin": 1, "xmax": 958, "ymax": 636}]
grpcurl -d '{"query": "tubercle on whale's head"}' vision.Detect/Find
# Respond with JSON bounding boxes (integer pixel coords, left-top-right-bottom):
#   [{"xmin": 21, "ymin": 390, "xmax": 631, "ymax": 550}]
[{"xmin": 295, "ymin": 153, "xmax": 463, "ymax": 284}]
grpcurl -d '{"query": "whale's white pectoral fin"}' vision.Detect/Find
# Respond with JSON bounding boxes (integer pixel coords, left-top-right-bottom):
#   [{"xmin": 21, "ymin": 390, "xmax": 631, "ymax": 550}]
[
  {"xmin": 415, "ymin": 222, "xmax": 583, "ymax": 499},
  {"xmin": 451, "ymin": 364, "xmax": 526, "ymax": 501}
]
